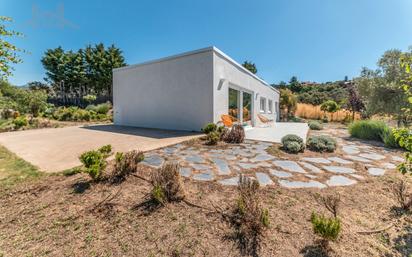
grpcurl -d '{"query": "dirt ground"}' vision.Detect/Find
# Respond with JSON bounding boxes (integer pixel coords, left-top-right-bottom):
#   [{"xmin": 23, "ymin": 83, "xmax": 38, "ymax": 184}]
[
  {"xmin": 0, "ymin": 160, "xmax": 411, "ymax": 257},
  {"xmin": 1, "ymin": 123, "xmax": 412, "ymax": 257}
]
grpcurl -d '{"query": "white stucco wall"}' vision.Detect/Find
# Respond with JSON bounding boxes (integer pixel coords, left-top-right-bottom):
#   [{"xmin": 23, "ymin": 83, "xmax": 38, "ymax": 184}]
[
  {"xmin": 212, "ymin": 50, "xmax": 279, "ymax": 126},
  {"xmin": 113, "ymin": 50, "xmax": 214, "ymax": 131}
]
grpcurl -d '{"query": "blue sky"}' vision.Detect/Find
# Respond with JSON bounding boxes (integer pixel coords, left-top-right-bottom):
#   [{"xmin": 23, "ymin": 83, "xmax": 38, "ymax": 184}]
[{"xmin": 3, "ymin": 0, "xmax": 412, "ymax": 86}]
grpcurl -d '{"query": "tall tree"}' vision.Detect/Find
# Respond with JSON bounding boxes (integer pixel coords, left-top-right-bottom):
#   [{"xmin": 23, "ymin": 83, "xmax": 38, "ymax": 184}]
[
  {"xmin": 42, "ymin": 43, "xmax": 126, "ymax": 99},
  {"xmin": 289, "ymin": 76, "xmax": 302, "ymax": 93},
  {"xmin": 0, "ymin": 16, "xmax": 25, "ymax": 79},
  {"xmin": 242, "ymin": 61, "xmax": 257, "ymax": 74},
  {"xmin": 355, "ymin": 48, "xmax": 411, "ymax": 126},
  {"xmin": 279, "ymin": 88, "xmax": 297, "ymax": 120}
]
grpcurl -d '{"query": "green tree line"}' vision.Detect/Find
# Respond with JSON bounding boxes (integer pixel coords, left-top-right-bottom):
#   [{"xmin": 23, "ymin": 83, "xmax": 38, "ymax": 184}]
[{"xmin": 41, "ymin": 43, "xmax": 126, "ymax": 99}]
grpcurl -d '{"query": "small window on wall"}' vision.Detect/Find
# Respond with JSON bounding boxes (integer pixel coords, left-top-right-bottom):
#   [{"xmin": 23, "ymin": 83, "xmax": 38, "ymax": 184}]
[
  {"xmin": 268, "ymin": 100, "xmax": 273, "ymax": 113},
  {"xmin": 260, "ymin": 97, "xmax": 266, "ymax": 113}
]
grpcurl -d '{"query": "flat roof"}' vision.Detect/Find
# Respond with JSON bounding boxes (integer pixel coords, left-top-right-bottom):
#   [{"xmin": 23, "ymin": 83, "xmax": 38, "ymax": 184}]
[{"xmin": 113, "ymin": 46, "xmax": 279, "ymax": 93}]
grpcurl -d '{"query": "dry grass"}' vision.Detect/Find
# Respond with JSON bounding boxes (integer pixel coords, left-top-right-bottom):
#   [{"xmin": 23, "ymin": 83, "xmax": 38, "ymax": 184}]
[
  {"xmin": 0, "ymin": 165, "xmax": 412, "ymax": 256},
  {"xmin": 231, "ymin": 175, "xmax": 269, "ymax": 256},
  {"xmin": 296, "ymin": 103, "xmax": 361, "ymax": 122},
  {"xmin": 392, "ymin": 180, "xmax": 412, "ymax": 211},
  {"xmin": 111, "ymin": 150, "xmax": 144, "ymax": 183},
  {"xmin": 150, "ymin": 162, "xmax": 186, "ymax": 205}
]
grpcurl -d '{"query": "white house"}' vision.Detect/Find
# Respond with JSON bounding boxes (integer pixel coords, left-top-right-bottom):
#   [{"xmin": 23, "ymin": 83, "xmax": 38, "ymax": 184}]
[{"xmin": 113, "ymin": 46, "xmax": 280, "ymax": 132}]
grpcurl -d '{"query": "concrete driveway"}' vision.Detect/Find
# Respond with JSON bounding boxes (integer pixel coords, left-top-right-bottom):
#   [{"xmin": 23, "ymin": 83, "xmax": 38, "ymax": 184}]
[{"xmin": 0, "ymin": 125, "xmax": 200, "ymax": 172}]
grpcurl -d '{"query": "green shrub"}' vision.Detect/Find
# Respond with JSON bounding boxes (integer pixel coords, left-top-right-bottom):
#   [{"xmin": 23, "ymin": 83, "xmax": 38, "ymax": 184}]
[
  {"xmin": 79, "ymin": 145, "xmax": 112, "ymax": 180},
  {"xmin": 206, "ymin": 131, "xmax": 220, "ymax": 145},
  {"xmin": 85, "ymin": 104, "xmax": 97, "ymax": 112},
  {"xmin": 349, "ymin": 120, "xmax": 388, "ymax": 141},
  {"xmin": 83, "ymin": 94, "xmax": 97, "ymax": 103},
  {"xmin": 12, "ymin": 116, "xmax": 28, "ymax": 129},
  {"xmin": 95, "ymin": 102, "xmax": 111, "ymax": 114},
  {"xmin": 289, "ymin": 116, "xmax": 305, "ymax": 122},
  {"xmin": 381, "ymin": 127, "xmax": 399, "ymax": 148},
  {"xmin": 320, "ymin": 100, "xmax": 340, "ymax": 113},
  {"xmin": 392, "ymin": 128, "xmax": 412, "ymax": 174},
  {"xmin": 281, "ymin": 134, "xmax": 305, "ymax": 153},
  {"xmin": 98, "ymin": 145, "xmax": 112, "ymax": 155},
  {"xmin": 311, "ymin": 212, "xmax": 341, "ymax": 241},
  {"xmin": 201, "ymin": 123, "xmax": 217, "ymax": 134},
  {"xmin": 79, "ymin": 150, "xmax": 106, "ymax": 180},
  {"xmin": 308, "ymin": 120, "xmax": 323, "ymax": 130},
  {"xmin": 307, "ymin": 135, "xmax": 337, "ymax": 152}
]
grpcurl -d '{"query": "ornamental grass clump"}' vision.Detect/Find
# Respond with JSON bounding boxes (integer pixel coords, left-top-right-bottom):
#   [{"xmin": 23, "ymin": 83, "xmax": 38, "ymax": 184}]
[
  {"xmin": 348, "ymin": 120, "xmax": 387, "ymax": 141},
  {"xmin": 112, "ymin": 150, "xmax": 144, "ymax": 182},
  {"xmin": 232, "ymin": 175, "xmax": 269, "ymax": 255},
  {"xmin": 79, "ymin": 144, "xmax": 112, "ymax": 181},
  {"xmin": 150, "ymin": 162, "xmax": 185, "ymax": 205},
  {"xmin": 307, "ymin": 135, "xmax": 337, "ymax": 152},
  {"xmin": 224, "ymin": 124, "xmax": 245, "ymax": 144},
  {"xmin": 281, "ymin": 134, "xmax": 305, "ymax": 153}
]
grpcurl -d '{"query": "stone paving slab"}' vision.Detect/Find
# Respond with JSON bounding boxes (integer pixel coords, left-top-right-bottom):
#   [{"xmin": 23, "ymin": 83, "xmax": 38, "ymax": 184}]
[{"xmin": 139, "ymin": 125, "xmax": 405, "ymax": 189}]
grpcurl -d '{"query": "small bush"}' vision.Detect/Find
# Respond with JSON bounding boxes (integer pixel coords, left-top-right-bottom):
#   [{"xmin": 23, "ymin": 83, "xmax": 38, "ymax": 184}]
[
  {"xmin": 112, "ymin": 150, "xmax": 144, "ymax": 181},
  {"xmin": 349, "ymin": 120, "xmax": 387, "ymax": 141},
  {"xmin": 201, "ymin": 123, "xmax": 217, "ymax": 134},
  {"xmin": 98, "ymin": 145, "xmax": 112, "ymax": 155},
  {"xmin": 206, "ymin": 131, "xmax": 220, "ymax": 145},
  {"xmin": 12, "ymin": 116, "xmax": 28, "ymax": 129},
  {"xmin": 281, "ymin": 134, "xmax": 305, "ymax": 153},
  {"xmin": 79, "ymin": 150, "xmax": 106, "ymax": 180},
  {"xmin": 79, "ymin": 145, "xmax": 112, "ymax": 180},
  {"xmin": 233, "ymin": 175, "xmax": 269, "ymax": 255},
  {"xmin": 392, "ymin": 180, "xmax": 412, "ymax": 211},
  {"xmin": 311, "ymin": 212, "xmax": 341, "ymax": 242},
  {"xmin": 308, "ymin": 120, "xmax": 323, "ymax": 130},
  {"xmin": 150, "ymin": 162, "xmax": 185, "ymax": 205},
  {"xmin": 13, "ymin": 116, "xmax": 28, "ymax": 128},
  {"xmin": 288, "ymin": 116, "xmax": 305, "ymax": 123},
  {"xmin": 307, "ymin": 135, "xmax": 337, "ymax": 152},
  {"xmin": 224, "ymin": 124, "xmax": 245, "ymax": 144},
  {"xmin": 381, "ymin": 127, "xmax": 399, "ymax": 148},
  {"xmin": 95, "ymin": 102, "xmax": 111, "ymax": 114}
]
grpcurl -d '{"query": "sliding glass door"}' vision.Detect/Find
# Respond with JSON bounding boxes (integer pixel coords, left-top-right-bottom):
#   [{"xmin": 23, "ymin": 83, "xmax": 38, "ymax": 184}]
[
  {"xmin": 228, "ymin": 87, "xmax": 253, "ymax": 126},
  {"xmin": 228, "ymin": 88, "xmax": 240, "ymax": 122},
  {"xmin": 242, "ymin": 92, "xmax": 252, "ymax": 126}
]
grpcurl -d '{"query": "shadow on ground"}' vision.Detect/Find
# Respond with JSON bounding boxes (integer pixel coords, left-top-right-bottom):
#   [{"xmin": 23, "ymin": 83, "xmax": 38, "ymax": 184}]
[
  {"xmin": 393, "ymin": 224, "xmax": 412, "ymax": 257},
  {"xmin": 81, "ymin": 125, "xmax": 200, "ymax": 139},
  {"xmin": 300, "ymin": 243, "xmax": 330, "ymax": 257}
]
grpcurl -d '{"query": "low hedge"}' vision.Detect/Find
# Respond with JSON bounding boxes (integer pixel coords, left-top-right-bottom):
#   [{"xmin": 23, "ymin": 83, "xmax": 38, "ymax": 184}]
[{"xmin": 348, "ymin": 120, "xmax": 387, "ymax": 141}]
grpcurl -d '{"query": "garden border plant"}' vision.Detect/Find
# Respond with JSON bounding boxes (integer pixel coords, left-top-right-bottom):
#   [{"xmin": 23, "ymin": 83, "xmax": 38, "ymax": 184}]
[
  {"xmin": 307, "ymin": 135, "xmax": 337, "ymax": 153},
  {"xmin": 79, "ymin": 144, "xmax": 112, "ymax": 181},
  {"xmin": 281, "ymin": 134, "xmax": 305, "ymax": 153}
]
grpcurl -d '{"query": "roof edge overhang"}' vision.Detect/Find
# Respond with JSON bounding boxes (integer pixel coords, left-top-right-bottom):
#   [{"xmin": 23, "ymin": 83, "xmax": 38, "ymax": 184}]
[{"xmin": 113, "ymin": 46, "xmax": 279, "ymax": 94}]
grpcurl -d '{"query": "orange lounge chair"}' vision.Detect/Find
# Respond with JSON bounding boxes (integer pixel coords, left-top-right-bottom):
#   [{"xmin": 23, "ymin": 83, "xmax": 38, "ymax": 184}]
[
  {"xmin": 221, "ymin": 114, "xmax": 234, "ymax": 127},
  {"xmin": 257, "ymin": 114, "xmax": 273, "ymax": 127}
]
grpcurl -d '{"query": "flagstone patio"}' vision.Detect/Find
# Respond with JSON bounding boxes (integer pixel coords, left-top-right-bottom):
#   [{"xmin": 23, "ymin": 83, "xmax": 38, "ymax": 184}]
[{"xmin": 140, "ymin": 124, "xmax": 405, "ymax": 189}]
